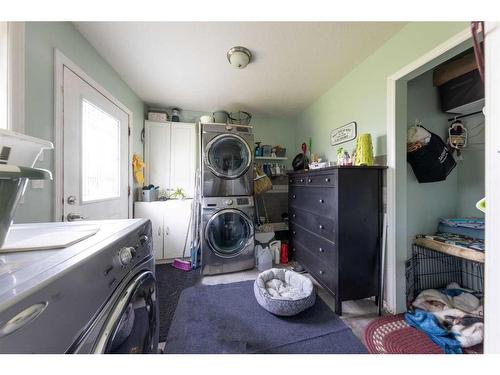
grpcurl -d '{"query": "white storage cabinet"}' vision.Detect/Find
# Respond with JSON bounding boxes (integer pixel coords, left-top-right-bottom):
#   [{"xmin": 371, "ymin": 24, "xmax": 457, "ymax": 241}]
[
  {"xmin": 134, "ymin": 199, "xmax": 192, "ymax": 260},
  {"xmin": 144, "ymin": 120, "xmax": 196, "ymax": 198}
]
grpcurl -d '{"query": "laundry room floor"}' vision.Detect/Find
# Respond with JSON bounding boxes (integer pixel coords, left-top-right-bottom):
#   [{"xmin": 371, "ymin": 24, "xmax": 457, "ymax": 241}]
[
  {"xmin": 201, "ymin": 267, "xmax": 384, "ymax": 345},
  {"xmin": 157, "ymin": 268, "xmax": 378, "ymax": 349}
]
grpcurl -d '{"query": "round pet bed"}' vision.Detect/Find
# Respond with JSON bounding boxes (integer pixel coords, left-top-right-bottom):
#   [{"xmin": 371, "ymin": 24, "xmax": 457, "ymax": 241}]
[{"xmin": 253, "ymin": 268, "xmax": 316, "ymax": 316}]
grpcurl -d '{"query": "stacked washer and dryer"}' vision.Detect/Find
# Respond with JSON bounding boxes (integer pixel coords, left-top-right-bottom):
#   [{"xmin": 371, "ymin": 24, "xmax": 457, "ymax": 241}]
[{"xmin": 200, "ymin": 123, "xmax": 255, "ymax": 275}]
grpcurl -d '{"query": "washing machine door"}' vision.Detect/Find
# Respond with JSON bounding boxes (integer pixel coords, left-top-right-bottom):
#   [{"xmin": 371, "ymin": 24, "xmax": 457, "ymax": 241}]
[
  {"xmin": 205, "ymin": 209, "xmax": 254, "ymax": 258},
  {"xmin": 205, "ymin": 133, "xmax": 252, "ymax": 179},
  {"xmin": 93, "ymin": 270, "xmax": 158, "ymax": 354}
]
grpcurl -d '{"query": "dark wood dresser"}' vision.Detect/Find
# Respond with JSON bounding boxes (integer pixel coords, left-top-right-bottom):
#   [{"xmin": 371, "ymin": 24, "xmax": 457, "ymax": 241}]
[{"xmin": 287, "ymin": 166, "xmax": 386, "ymax": 315}]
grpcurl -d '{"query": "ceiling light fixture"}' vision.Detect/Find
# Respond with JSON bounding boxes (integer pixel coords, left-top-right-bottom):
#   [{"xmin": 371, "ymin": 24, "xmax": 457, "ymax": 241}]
[{"xmin": 227, "ymin": 46, "xmax": 252, "ymax": 69}]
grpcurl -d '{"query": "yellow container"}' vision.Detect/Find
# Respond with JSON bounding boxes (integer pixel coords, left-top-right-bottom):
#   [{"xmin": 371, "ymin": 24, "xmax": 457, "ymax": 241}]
[{"xmin": 354, "ymin": 133, "xmax": 374, "ymax": 166}]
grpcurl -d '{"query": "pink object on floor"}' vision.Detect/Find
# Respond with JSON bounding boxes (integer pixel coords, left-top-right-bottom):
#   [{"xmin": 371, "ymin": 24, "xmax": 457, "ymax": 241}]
[{"xmin": 172, "ymin": 259, "xmax": 191, "ymax": 272}]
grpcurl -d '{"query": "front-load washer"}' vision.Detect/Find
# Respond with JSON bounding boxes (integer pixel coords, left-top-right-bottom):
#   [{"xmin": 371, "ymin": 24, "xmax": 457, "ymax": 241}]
[
  {"xmin": 201, "ymin": 123, "xmax": 254, "ymax": 197},
  {"xmin": 0, "ymin": 219, "xmax": 158, "ymax": 354},
  {"xmin": 201, "ymin": 196, "xmax": 255, "ymax": 275}
]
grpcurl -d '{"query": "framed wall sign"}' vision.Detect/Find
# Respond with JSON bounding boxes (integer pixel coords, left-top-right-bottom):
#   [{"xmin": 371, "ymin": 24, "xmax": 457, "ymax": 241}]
[{"xmin": 330, "ymin": 121, "xmax": 357, "ymax": 146}]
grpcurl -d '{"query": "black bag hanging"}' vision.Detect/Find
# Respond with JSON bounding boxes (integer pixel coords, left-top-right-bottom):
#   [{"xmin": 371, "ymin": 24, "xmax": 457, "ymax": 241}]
[{"xmin": 407, "ymin": 127, "xmax": 456, "ymax": 183}]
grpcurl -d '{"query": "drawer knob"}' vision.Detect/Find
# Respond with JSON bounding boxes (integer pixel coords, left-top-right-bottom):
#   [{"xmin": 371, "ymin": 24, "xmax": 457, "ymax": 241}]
[
  {"xmin": 292, "ymin": 230, "xmax": 296, "ymax": 235},
  {"xmin": 292, "ymin": 214, "xmax": 296, "ymax": 218},
  {"xmin": 319, "ymin": 247, "xmax": 324, "ymax": 253},
  {"xmin": 319, "ymin": 224, "xmax": 324, "ymax": 230},
  {"xmin": 300, "ymin": 178, "xmax": 304, "ymax": 182},
  {"xmin": 319, "ymin": 199, "xmax": 324, "ymax": 203},
  {"xmin": 308, "ymin": 178, "xmax": 312, "ymax": 183},
  {"xmin": 325, "ymin": 177, "xmax": 330, "ymax": 182},
  {"xmin": 319, "ymin": 270, "xmax": 325, "ymax": 275},
  {"xmin": 293, "ymin": 195, "xmax": 296, "ymax": 199},
  {"xmin": 289, "ymin": 179, "xmax": 293, "ymax": 183}
]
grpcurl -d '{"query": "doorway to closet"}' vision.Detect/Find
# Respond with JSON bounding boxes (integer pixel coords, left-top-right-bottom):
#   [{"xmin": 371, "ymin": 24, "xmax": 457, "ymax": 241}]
[{"xmin": 386, "ymin": 26, "xmax": 488, "ymax": 353}]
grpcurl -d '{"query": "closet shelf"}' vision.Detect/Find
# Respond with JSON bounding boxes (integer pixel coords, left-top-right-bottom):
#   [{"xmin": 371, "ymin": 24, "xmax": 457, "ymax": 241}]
[
  {"xmin": 255, "ymin": 156, "xmax": 288, "ymax": 160},
  {"xmin": 414, "ymin": 237, "xmax": 484, "ymax": 263}
]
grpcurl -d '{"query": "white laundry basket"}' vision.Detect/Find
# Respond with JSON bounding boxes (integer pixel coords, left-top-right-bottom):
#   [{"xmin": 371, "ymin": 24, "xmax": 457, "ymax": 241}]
[{"xmin": 0, "ymin": 129, "xmax": 53, "ymax": 167}]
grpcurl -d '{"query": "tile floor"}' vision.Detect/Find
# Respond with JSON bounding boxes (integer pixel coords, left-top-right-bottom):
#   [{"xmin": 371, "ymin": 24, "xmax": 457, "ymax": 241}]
[{"xmin": 202, "ymin": 266, "xmax": 386, "ymax": 345}]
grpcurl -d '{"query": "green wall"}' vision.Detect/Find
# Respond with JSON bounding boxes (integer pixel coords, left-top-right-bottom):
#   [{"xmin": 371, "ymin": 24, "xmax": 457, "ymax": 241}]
[
  {"xmin": 294, "ymin": 22, "xmax": 469, "ymax": 162},
  {"xmin": 406, "ymin": 69, "xmax": 459, "ymax": 253},
  {"xmin": 15, "ymin": 22, "xmax": 146, "ymax": 223}
]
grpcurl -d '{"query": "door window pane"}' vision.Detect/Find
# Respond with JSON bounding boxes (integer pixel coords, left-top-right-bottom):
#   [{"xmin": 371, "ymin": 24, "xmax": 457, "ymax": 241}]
[
  {"xmin": 81, "ymin": 99, "xmax": 121, "ymax": 202},
  {"xmin": 0, "ymin": 22, "xmax": 8, "ymax": 130}
]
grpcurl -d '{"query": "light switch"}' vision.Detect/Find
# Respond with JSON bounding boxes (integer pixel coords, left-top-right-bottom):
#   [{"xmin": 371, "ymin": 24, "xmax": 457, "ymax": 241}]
[{"xmin": 31, "ymin": 180, "xmax": 44, "ymax": 189}]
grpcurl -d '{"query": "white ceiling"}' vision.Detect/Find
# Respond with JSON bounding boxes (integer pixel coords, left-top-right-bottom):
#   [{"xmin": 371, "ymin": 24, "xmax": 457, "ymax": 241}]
[{"xmin": 74, "ymin": 22, "xmax": 405, "ymax": 118}]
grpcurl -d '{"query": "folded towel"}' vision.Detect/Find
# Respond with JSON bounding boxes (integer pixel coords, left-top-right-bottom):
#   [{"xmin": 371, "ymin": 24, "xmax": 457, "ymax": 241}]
[{"xmin": 440, "ymin": 217, "xmax": 485, "ymax": 230}]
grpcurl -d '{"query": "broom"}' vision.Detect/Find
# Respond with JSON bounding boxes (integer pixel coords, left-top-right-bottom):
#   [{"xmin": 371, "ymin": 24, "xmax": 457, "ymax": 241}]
[{"xmin": 254, "ymin": 165, "xmax": 273, "ymax": 195}]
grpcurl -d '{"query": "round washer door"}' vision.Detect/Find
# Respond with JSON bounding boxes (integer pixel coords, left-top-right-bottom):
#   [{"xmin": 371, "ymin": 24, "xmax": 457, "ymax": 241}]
[
  {"xmin": 93, "ymin": 270, "xmax": 158, "ymax": 354},
  {"xmin": 205, "ymin": 209, "xmax": 254, "ymax": 258},
  {"xmin": 205, "ymin": 133, "xmax": 252, "ymax": 179}
]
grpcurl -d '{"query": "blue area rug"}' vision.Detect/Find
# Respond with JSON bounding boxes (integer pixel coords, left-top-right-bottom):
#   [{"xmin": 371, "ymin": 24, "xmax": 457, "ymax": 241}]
[{"xmin": 164, "ymin": 280, "xmax": 367, "ymax": 354}]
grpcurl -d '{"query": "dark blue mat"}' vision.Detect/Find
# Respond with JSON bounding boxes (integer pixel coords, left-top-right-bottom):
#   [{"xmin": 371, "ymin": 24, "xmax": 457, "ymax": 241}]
[{"xmin": 164, "ymin": 280, "xmax": 367, "ymax": 354}]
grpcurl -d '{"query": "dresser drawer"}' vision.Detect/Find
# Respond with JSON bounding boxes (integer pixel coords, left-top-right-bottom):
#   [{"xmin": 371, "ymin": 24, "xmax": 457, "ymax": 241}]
[
  {"xmin": 293, "ymin": 240, "xmax": 337, "ymax": 294},
  {"xmin": 288, "ymin": 175, "xmax": 307, "ymax": 186},
  {"xmin": 289, "ymin": 186, "xmax": 336, "ymax": 217},
  {"xmin": 289, "ymin": 207, "xmax": 336, "ymax": 242},
  {"xmin": 289, "ymin": 222, "xmax": 337, "ymax": 264},
  {"xmin": 305, "ymin": 173, "xmax": 336, "ymax": 188}
]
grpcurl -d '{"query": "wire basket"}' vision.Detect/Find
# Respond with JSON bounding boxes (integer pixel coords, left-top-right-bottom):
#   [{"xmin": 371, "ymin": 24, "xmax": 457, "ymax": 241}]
[
  {"xmin": 228, "ymin": 111, "xmax": 252, "ymax": 125},
  {"xmin": 405, "ymin": 244, "xmax": 484, "ymax": 308}
]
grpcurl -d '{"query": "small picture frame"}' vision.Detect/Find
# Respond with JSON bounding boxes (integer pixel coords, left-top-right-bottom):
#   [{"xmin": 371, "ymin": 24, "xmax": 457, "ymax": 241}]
[{"xmin": 330, "ymin": 121, "xmax": 357, "ymax": 146}]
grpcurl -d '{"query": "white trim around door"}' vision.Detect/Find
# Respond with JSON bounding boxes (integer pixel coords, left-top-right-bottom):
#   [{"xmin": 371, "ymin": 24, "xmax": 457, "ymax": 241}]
[
  {"xmin": 54, "ymin": 48, "xmax": 134, "ymax": 221},
  {"xmin": 385, "ymin": 28, "xmax": 472, "ymax": 314}
]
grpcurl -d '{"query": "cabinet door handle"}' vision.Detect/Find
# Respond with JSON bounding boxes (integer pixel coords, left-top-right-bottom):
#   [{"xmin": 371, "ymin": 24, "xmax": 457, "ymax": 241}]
[
  {"xmin": 300, "ymin": 178, "xmax": 304, "ymax": 182},
  {"xmin": 325, "ymin": 177, "xmax": 330, "ymax": 182},
  {"xmin": 308, "ymin": 178, "xmax": 312, "ymax": 183},
  {"xmin": 319, "ymin": 247, "xmax": 324, "ymax": 253},
  {"xmin": 157, "ymin": 226, "xmax": 162, "ymax": 236},
  {"xmin": 292, "ymin": 194, "xmax": 296, "ymax": 199},
  {"xmin": 319, "ymin": 199, "xmax": 324, "ymax": 203},
  {"xmin": 289, "ymin": 179, "xmax": 293, "ymax": 183},
  {"xmin": 292, "ymin": 230, "xmax": 296, "ymax": 235},
  {"xmin": 319, "ymin": 224, "xmax": 324, "ymax": 230},
  {"xmin": 292, "ymin": 214, "xmax": 296, "ymax": 218},
  {"xmin": 319, "ymin": 270, "xmax": 325, "ymax": 275},
  {"xmin": 165, "ymin": 226, "xmax": 170, "ymax": 235}
]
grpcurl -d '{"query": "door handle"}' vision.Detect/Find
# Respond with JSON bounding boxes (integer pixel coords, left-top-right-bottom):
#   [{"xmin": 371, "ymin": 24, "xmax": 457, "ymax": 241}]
[
  {"xmin": 158, "ymin": 226, "xmax": 162, "ymax": 236},
  {"xmin": 165, "ymin": 226, "xmax": 169, "ymax": 236},
  {"xmin": 67, "ymin": 213, "xmax": 87, "ymax": 221},
  {"xmin": 0, "ymin": 302, "xmax": 48, "ymax": 337},
  {"xmin": 67, "ymin": 195, "xmax": 77, "ymax": 205}
]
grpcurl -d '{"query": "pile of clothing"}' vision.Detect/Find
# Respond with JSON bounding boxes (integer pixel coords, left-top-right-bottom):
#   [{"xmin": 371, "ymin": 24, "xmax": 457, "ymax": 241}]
[{"xmin": 405, "ymin": 282, "xmax": 483, "ymax": 354}]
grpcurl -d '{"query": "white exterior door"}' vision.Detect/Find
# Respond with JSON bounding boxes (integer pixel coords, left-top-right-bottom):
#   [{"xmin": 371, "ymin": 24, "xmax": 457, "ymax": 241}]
[{"xmin": 62, "ymin": 66, "xmax": 129, "ymax": 221}]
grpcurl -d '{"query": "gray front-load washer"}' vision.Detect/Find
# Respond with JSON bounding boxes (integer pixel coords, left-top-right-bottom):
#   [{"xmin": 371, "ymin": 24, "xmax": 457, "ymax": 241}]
[
  {"xmin": 201, "ymin": 196, "xmax": 255, "ymax": 275},
  {"xmin": 0, "ymin": 219, "xmax": 159, "ymax": 354}
]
